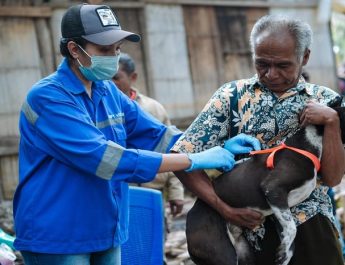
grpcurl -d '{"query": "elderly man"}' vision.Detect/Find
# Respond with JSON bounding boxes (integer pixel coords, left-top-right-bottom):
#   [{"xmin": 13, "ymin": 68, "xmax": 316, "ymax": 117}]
[{"xmin": 172, "ymin": 14, "xmax": 345, "ymax": 265}]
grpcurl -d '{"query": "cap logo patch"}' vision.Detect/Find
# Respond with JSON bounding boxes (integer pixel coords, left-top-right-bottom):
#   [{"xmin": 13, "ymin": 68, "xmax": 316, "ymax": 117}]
[{"xmin": 96, "ymin": 8, "xmax": 118, "ymax": 26}]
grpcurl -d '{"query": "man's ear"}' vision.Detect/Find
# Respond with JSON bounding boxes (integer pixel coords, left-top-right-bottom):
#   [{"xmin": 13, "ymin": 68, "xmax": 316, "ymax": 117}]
[
  {"xmin": 302, "ymin": 49, "xmax": 310, "ymax": 66},
  {"xmin": 67, "ymin": 41, "xmax": 80, "ymax": 59},
  {"xmin": 130, "ymin": 72, "xmax": 138, "ymax": 83}
]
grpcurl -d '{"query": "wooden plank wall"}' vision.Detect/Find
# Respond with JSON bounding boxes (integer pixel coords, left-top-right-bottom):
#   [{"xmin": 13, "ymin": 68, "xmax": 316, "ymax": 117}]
[
  {"xmin": 0, "ymin": 18, "xmax": 41, "ymax": 137},
  {"xmin": 116, "ymin": 8, "xmax": 148, "ymax": 95},
  {"xmin": 217, "ymin": 7, "xmax": 266, "ymax": 82},
  {"xmin": 183, "ymin": 6, "xmax": 223, "ymax": 112},
  {"xmin": 0, "ymin": 17, "xmax": 42, "ymax": 200},
  {"xmin": 183, "ymin": 6, "xmax": 267, "ymax": 112},
  {"xmin": 144, "ymin": 4, "xmax": 195, "ymax": 119}
]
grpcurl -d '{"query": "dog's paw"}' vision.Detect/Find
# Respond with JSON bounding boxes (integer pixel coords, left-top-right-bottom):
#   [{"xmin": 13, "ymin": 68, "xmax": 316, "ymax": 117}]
[
  {"xmin": 276, "ymin": 242, "xmax": 294, "ymax": 265},
  {"xmin": 276, "ymin": 255, "xmax": 288, "ymax": 265},
  {"xmin": 276, "ymin": 248, "xmax": 288, "ymax": 265}
]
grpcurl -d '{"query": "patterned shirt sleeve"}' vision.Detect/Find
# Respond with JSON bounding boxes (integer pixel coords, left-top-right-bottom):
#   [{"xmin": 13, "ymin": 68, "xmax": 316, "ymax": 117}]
[
  {"xmin": 171, "ymin": 83, "xmax": 235, "ymax": 153},
  {"xmin": 308, "ymin": 84, "xmax": 342, "ymax": 105}
]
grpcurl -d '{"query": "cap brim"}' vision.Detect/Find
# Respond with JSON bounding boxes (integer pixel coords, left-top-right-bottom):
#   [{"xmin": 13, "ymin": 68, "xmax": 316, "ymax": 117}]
[{"xmin": 82, "ymin": 29, "xmax": 140, "ymax": 45}]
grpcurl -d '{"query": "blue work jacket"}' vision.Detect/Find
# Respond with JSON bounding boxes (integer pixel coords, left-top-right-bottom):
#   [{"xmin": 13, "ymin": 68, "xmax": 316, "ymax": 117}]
[{"xmin": 13, "ymin": 58, "xmax": 182, "ymax": 254}]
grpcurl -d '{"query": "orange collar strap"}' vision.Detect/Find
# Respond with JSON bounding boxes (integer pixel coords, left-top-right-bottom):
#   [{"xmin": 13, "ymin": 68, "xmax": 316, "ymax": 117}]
[{"xmin": 250, "ymin": 142, "xmax": 321, "ymax": 172}]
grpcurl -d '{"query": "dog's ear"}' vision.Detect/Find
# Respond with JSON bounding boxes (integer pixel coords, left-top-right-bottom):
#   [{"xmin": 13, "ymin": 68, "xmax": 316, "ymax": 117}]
[
  {"xmin": 334, "ymin": 106, "xmax": 345, "ymax": 143},
  {"xmin": 328, "ymin": 96, "xmax": 343, "ymax": 108}
]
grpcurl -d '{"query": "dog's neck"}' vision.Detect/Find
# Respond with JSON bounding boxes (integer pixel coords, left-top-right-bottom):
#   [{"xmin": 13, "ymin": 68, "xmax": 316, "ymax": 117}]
[{"xmin": 285, "ymin": 125, "xmax": 323, "ymax": 159}]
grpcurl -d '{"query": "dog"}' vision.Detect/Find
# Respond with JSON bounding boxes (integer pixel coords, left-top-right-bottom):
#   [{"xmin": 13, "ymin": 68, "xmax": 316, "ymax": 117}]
[{"xmin": 186, "ymin": 105, "xmax": 345, "ymax": 265}]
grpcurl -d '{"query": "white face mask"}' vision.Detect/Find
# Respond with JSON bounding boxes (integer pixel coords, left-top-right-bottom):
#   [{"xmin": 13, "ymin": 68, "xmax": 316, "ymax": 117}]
[{"xmin": 77, "ymin": 45, "xmax": 120, "ymax": 81}]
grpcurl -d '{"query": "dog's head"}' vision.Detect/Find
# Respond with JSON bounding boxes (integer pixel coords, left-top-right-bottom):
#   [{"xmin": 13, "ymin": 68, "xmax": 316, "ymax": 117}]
[
  {"xmin": 329, "ymin": 96, "xmax": 345, "ymax": 143},
  {"xmin": 333, "ymin": 106, "xmax": 345, "ymax": 143}
]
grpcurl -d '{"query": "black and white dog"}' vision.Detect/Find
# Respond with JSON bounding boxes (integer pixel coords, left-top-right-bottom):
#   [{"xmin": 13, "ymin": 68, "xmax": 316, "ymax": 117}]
[{"xmin": 186, "ymin": 105, "xmax": 345, "ymax": 265}]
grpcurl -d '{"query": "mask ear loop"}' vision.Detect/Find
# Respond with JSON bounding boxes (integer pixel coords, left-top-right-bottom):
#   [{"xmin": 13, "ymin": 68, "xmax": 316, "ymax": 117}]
[
  {"xmin": 74, "ymin": 43, "xmax": 91, "ymax": 67},
  {"xmin": 76, "ymin": 44, "xmax": 91, "ymax": 58}
]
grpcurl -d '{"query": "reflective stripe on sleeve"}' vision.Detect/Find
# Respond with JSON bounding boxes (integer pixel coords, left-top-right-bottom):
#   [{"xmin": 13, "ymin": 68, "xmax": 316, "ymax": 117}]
[
  {"xmin": 154, "ymin": 126, "xmax": 181, "ymax": 153},
  {"xmin": 22, "ymin": 101, "xmax": 38, "ymax": 125},
  {"xmin": 96, "ymin": 115, "xmax": 124, "ymax": 129},
  {"xmin": 96, "ymin": 140, "xmax": 125, "ymax": 180}
]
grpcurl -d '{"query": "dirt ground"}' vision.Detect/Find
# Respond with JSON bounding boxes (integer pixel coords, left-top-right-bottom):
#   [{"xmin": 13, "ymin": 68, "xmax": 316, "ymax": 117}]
[{"xmin": 0, "ymin": 201, "xmax": 24, "ymax": 265}]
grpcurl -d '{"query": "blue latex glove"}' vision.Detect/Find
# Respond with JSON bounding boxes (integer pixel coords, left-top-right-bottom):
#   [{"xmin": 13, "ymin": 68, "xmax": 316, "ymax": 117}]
[
  {"xmin": 224, "ymin": 134, "xmax": 261, "ymax": 155},
  {"xmin": 186, "ymin": 146, "xmax": 235, "ymax": 172}
]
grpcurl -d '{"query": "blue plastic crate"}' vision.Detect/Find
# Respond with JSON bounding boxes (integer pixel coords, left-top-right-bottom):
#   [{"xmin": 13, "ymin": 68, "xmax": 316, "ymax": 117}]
[{"xmin": 121, "ymin": 186, "xmax": 164, "ymax": 265}]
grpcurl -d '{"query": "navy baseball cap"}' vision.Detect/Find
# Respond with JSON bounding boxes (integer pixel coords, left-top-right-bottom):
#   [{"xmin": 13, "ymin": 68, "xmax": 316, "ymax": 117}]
[{"xmin": 61, "ymin": 4, "xmax": 140, "ymax": 45}]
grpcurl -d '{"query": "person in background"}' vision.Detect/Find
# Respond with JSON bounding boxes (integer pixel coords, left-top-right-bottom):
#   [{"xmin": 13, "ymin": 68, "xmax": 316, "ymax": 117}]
[
  {"xmin": 338, "ymin": 63, "xmax": 345, "ymax": 96},
  {"xmin": 172, "ymin": 14, "xmax": 345, "ymax": 265},
  {"xmin": 113, "ymin": 53, "xmax": 184, "ymax": 215},
  {"xmin": 112, "ymin": 53, "xmax": 184, "ymax": 260},
  {"xmin": 113, "ymin": 54, "xmax": 171, "ymax": 124},
  {"xmin": 13, "ymin": 4, "xmax": 262, "ymax": 265}
]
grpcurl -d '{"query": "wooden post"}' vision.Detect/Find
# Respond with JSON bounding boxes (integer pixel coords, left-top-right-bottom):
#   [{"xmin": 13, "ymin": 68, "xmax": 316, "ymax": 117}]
[{"xmin": 35, "ymin": 19, "xmax": 56, "ymax": 75}]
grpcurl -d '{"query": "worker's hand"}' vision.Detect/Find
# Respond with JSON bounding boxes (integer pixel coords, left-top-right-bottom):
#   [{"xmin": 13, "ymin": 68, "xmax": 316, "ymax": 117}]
[
  {"xmin": 220, "ymin": 204, "xmax": 264, "ymax": 230},
  {"xmin": 169, "ymin": 199, "xmax": 184, "ymax": 217},
  {"xmin": 224, "ymin": 134, "xmax": 261, "ymax": 155},
  {"xmin": 186, "ymin": 146, "xmax": 235, "ymax": 172}
]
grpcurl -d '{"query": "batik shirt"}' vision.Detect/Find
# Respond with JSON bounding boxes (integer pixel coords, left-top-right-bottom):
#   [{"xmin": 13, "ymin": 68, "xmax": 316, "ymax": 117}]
[{"xmin": 171, "ymin": 75, "xmax": 343, "ymax": 250}]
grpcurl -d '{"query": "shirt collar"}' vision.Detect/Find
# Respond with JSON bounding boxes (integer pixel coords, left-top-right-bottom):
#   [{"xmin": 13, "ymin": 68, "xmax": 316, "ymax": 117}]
[
  {"xmin": 57, "ymin": 58, "xmax": 108, "ymax": 95},
  {"xmin": 129, "ymin": 87, "xmax": 138, "ymax": 100}
]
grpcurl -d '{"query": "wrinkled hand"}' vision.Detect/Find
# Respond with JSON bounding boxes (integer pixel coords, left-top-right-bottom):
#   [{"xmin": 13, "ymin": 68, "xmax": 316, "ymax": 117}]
[
  {"xmin": 220, "ymin": 204, "xmax": 264, "ymax": 229},
  {"xmin": 169, "ymin": 199, "xmax": 184, "ymax": 217},
  {"xmin": 299, "ymin": 100, "xmax": 339, "ymax": 127},
  {"xmin": 186, "ymin": 146, "xmax": 235, "ymax": 172},
  {"xmin": 224, "ymin": 134, "xmax": 261, "ymax": 155}
]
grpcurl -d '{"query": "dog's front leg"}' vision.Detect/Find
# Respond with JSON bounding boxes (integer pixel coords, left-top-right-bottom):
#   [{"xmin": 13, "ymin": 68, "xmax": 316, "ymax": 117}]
[
  {"xmin": 269, "ymin": 205, "xmax": 296, "ymax": 265},
  {"xmin": 262, "ymin": 188, "xmax": 296, "ymax": 265},
  {"xmin": 260, "ymin": 177, "xmax": 296, "ymax": 265}
]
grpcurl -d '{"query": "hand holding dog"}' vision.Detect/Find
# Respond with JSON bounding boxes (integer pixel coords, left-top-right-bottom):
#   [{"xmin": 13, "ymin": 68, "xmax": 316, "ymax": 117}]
[
  {"xmin": 224, "ymin": 134, "xmax": 261, "ymax": 154},
  {"xmin": 300, "ymin": 100, "xmax": 339, "ymax": 127},
  {"xmin": 219, "ymin": 202, "xmax": 264, "ymax": 229}
]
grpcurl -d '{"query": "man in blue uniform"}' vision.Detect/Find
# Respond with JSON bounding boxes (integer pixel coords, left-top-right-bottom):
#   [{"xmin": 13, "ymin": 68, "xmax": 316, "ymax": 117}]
[{"xmin": 13, "ymin": 4, "xmax": 263, "ymax": 265}]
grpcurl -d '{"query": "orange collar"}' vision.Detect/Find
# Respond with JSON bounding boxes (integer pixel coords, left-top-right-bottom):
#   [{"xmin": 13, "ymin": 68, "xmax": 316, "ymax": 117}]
[{"xmin": 250, "ymin": 142, "xmax": 320, "ymax": 172}]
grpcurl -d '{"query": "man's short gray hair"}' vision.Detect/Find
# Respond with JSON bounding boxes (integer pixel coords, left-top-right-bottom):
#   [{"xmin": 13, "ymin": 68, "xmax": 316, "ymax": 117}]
[{"xmin": 250, "ymin": 14, "xmax": 313, "ymax": 60}]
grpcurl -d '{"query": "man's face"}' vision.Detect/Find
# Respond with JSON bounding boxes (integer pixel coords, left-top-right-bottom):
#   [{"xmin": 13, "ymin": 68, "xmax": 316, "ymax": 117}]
[
  {"xmin": 253, "ymin": 30, "xmax": 309, "ymax": 95},
  {"xmin": 112, "ymin": 65, "xmax": 132, "ymax": 96}
]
